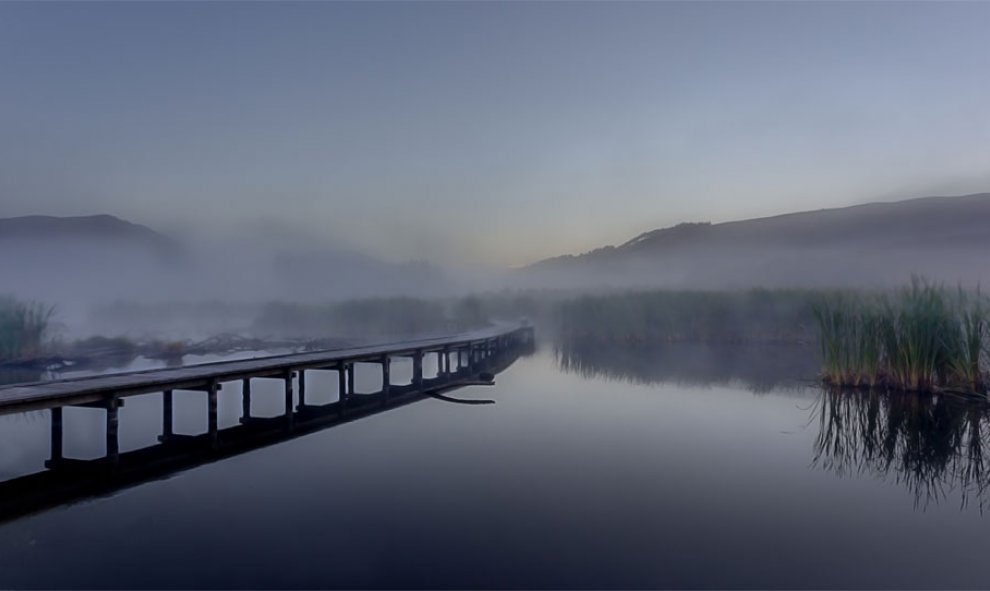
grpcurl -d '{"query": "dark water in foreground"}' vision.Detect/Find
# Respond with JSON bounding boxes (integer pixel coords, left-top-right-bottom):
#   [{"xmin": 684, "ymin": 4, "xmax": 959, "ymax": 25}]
[{"xmin": 1, "ymin": 345, "xmax": 989, "ymax": 589}]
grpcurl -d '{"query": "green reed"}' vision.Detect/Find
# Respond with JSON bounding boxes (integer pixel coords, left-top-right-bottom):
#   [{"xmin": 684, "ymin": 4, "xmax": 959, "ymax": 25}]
[
  {"xmin": 0, "ymin": 297, "xmax": 55, "ymax": 362},
  {"xmin": 814, "ymin": 279, "xmax": 990, "ymax": 393}
]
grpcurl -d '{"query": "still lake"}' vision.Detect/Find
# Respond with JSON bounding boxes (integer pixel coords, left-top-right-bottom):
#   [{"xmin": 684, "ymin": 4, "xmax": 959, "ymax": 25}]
[{"xmin": 0, "ymin": 344, "xmax": 988, "ymax": 589}]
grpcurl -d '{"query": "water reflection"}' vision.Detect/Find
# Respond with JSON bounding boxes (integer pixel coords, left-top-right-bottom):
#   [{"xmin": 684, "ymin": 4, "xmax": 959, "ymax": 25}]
[
  {"xmin": 813, "ymin": 387, "xmax": 990, "ymax": 510},
  {"xmin": 554, "ymin": 341, "xmax": 819, "ymax": 392},
  {"xmin": 555, "ymin": 341, "xmax": 990, "ymax": 511}
]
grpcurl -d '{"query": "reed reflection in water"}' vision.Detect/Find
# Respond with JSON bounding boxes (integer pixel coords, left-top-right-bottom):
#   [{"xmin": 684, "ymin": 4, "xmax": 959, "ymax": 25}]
[
  {"xmin": 813, "ymin": 387, "xmax": 990, "ymax": 511},
  {"xmin": 555, "ymin": 340, "xmax": 990, "ymax": 512}
]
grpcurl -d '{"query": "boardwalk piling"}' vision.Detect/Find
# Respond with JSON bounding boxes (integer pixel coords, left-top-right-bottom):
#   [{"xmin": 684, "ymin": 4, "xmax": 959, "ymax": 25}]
[
  {"xmin": 284, "ymin": 371, "xmax": 294, "ymax": 430},
  {"xmin": 106, "ymin": 399, "xmax": 119, "ymax": 465},
  {"xmin": 413, "ymin": 351, "xmax": 424, "ymax": 389},
  {"xmin": 381, "ymin": 356, "xmax": 391, "ymax": 403},
  {"xmin": 241, "ymin": 380, "xmax": 251, "ymax": 422},
  {"xmin": 207, "ymin": 381, "xmax": 219, "ymax": 449},
  {"xmin": 50, "ymin": 407, "xmax": 62, "ymax": 462},
  {"xmin": 162, "ymin": 390, "xmax": 173, "ymax": 438},
  {"xmin": 298, "ymin": 370, "xmax": 306, "ymax": 409},
  {"xmin": 338, "ymin": 363, "xmax": 348, "ymax": 409}
]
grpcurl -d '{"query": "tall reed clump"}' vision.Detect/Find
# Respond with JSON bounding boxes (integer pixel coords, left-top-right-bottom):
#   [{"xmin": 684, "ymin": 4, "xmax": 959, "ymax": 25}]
[
  {"xmin": 813, "ymin": 279, "xmax": 990, "ymax": 393},
  {"xmin": 0, "ymin": 297, "xmax": 56, "ymax": 362}
]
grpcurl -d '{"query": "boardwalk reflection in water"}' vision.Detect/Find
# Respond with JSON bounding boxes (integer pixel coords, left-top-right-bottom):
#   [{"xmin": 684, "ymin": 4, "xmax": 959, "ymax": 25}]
[{"xmin": 813, "ymin": 387, "xmax": 990, "ymax": 510}]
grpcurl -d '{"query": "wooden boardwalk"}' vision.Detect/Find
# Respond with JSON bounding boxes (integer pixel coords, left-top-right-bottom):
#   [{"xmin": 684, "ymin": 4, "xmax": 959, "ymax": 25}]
[
  {"xmin": 0, "ymin": 323, "xmax": 535, "ymax": 524},
  {"xmin": 0, "ymin": 323, "xmax": 534, "ymax": 413}
]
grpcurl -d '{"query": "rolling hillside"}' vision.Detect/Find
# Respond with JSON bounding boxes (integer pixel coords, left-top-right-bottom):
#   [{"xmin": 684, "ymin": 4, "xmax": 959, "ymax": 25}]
[{"xmin": 522, "ymin": 192, "xmax": 990, "ymax": 289}]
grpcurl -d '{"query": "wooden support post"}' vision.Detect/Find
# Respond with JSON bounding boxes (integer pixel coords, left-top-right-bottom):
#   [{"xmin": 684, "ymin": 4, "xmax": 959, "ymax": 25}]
[
  {"xmin": 241, "ymin": 379, "xmax": 251, "ymax": 421},
  {"xmin": 162, "ymin": 389, "xmax": 173, "ymax": 438},
  {"xmin": 347, "ymin": 363, "xmax": 355, "ymax": 395},
  {"xmin": 106, "ymin": 399, "xmax": 119, "ymax": 465},
  {"xmin": 298, "ymin": 369, "xmax": 306, "ymax": 409},
  {"xmin": 338, "ymin": 363, "xmax": 348, "ymax": 406},
  {"xmin": 284, "ymin": 371, "xmax": 294, "ymax": 430},
  {"xmin": 207, "ymin": 381, "xmax": 219, "ymax": 449},
  {"xmin": 413, "ymin": 350, "xmax": 424, "ymax": 389},
  {"xmin": 50, "ymin": 407, "xmax": 63, "ymax": 462},
  {"xmin": 381, "ymin": 356, "xmax": 391, "ymax": 403}
]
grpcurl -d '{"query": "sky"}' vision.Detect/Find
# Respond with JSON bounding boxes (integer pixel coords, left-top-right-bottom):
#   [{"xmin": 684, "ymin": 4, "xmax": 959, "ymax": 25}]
[{"xmin": 2, "ymin": 1, "xmax": 990, "ymax": 267}]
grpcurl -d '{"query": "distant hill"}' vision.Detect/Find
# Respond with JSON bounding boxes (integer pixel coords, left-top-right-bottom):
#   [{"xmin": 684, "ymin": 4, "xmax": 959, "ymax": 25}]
[
  {"xmin": 0, "ymin": 214, "xmax": 181, "ymax": 258},
  {"xmin": 521, "ymin": 192, "xmax": 990, "ymax": 289},
  {"xmin": 0, "ymin": 214, "xmax": 189, "ymax": 314},
  {"xmin": 0, "ymin": 213, "xmax": 453, "ymax": 317}
]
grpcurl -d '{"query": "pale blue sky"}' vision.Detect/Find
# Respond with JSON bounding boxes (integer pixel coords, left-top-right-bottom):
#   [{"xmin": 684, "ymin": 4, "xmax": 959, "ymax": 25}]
[{"xmin": 2, "ymin": 2, "xmax": 989, "ymax": 266}]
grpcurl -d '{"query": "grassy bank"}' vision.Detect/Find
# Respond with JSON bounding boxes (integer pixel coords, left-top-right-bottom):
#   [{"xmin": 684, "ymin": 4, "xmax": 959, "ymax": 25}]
[{"xmin": 813, "ymin": 280, "xmax": 989, "ymax": 393}]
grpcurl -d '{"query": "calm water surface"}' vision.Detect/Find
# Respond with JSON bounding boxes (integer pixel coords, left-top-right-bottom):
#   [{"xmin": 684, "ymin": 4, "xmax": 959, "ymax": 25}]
[{"xmin": 0, "ymin": 346, "xmax": 988, "ymax": 589}]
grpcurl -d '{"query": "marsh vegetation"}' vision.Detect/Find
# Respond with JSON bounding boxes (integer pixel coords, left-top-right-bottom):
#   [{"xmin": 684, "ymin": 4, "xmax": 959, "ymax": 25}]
[
  {"xmin": 0, "ymin": 297, "xmax": 54, "ymax": 363},
  {"xmin": 813, "ymin": 280, "xmax": 989, "ymax": 394}
]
